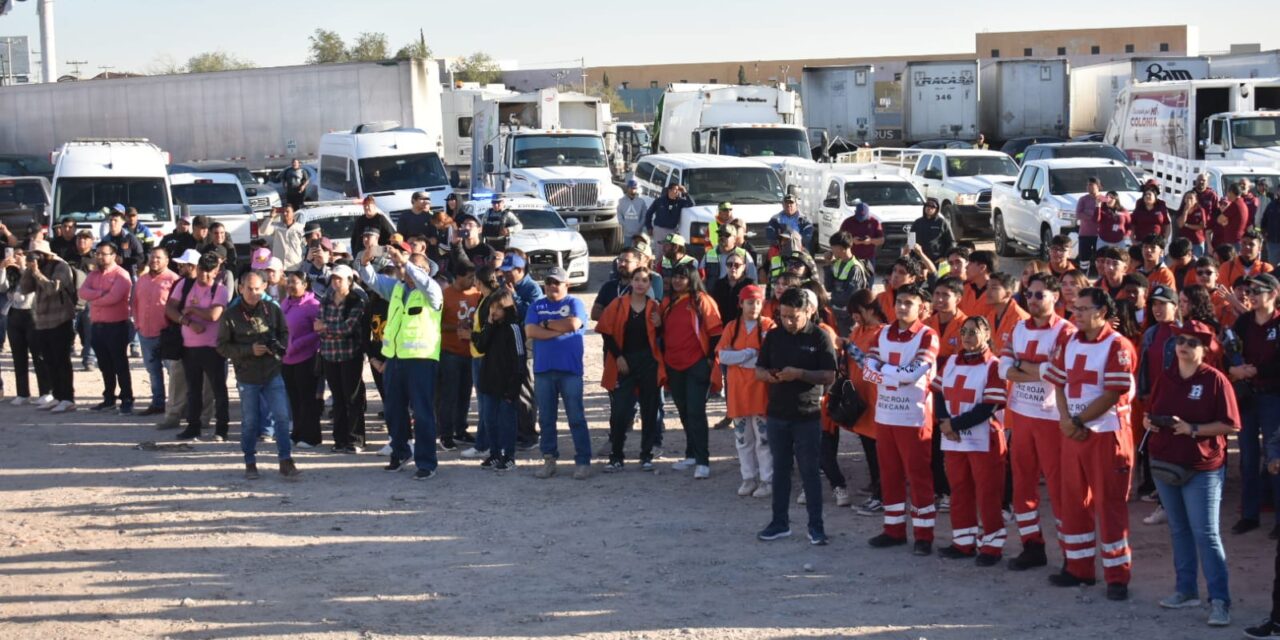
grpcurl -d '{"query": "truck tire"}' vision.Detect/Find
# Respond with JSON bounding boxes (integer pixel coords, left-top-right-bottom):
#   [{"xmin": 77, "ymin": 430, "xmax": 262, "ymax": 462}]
[
  {"xmin": 943, "ymin": 202, "xmax": 967, "ymax": 238},
  {"xmin": 1038, "ymin": 225, "xmax": 1053, "ymax": 261},
  {"xmin": 603, "ymin": 227, "xmax": 624, "ymax": 255},
  {"xmin": 994, "ymin": 212, "xmax": 1016, "ymax": 258}
]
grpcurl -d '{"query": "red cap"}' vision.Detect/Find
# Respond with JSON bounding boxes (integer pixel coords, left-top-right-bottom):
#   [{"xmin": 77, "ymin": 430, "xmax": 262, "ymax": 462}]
[
  {"xmin": 393, "ymin": 240, "xmax": 412, "ymax": 253},
  {"xmin": 739, "ymin": 284, "xmax": 765, "ymax": 301},
  {"xmin": 1177, "ymin": 320, "xmax": 1216, "ymax": 349}
]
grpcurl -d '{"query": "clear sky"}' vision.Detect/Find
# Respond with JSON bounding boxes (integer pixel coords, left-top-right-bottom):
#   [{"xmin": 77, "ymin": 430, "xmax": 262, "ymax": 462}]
[{"xmin": 0, "ymin": 0, "xmax": 1276, "ymax": 77}]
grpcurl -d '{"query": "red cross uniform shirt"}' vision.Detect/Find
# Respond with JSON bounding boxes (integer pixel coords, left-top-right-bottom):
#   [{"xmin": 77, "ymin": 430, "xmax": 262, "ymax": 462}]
[
  {"xmin": 932, "ymin": 351, "xmax": 1006, "ymax": 451},
  {"xmin": 999, "ymin": 315, "xmax": 1076, "ymax": 421},
  {"xmin": 865, "ymin": 320, "xmax": 939, "ymax": 427},
  {"xmin": 1043, "ymin": 324, "xmax": 1137, "ymax": 433}
]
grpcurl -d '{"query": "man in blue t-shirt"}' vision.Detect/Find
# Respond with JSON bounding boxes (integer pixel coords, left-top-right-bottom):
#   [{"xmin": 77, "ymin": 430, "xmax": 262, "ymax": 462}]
[{"xmin": 524, "ymin": 267, "xmax": 593, "ymax": 479}]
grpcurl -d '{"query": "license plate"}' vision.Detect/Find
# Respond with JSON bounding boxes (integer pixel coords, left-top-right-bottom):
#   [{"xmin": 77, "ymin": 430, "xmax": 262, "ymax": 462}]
[{"xmin": 564, "ymin": 217, "xmax": 578, "ymax": 224}]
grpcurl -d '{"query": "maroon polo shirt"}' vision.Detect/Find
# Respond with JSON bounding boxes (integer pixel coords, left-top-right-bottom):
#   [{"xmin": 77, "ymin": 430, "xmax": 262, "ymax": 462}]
[
  {"xmin": 1147, "ymin": 364, "xmax": 1239, "ymax": 471},
  {"xmin": 839, "ymin": 216, "xmax": 883, "ymax": 261}
]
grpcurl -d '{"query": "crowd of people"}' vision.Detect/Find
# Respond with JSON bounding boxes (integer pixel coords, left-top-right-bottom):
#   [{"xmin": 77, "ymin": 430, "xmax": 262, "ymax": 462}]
[{"xmin": 5, "ymin": 169, "xmax": 1280, "ymax": 635}]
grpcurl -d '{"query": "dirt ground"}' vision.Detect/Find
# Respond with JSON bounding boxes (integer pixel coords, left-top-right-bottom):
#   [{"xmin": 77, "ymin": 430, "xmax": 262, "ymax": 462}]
[{"xmin": 0, "ymin": 254, "xmax": 1276, "ymax": 640}]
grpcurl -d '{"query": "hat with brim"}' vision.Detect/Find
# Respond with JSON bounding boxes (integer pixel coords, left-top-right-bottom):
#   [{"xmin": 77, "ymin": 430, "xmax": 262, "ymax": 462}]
[
  {"xmin": 329, "ymin": 264, "xmax": 355, "ymax": 281},
  {"xmin": 28, "ymin": 240, "xmax": 54, "ymax": 256},
  {"xmin": 545, "ymin": 267, "xmax": 569, "ymax": 283},
  {"xmin": 1250, "ymin": 273, "xmax": 1280, "ymax": 293},
  {"xmin": 1149, "ymin": 285, "xmax": 1177, "ymax": 304},
  {"xmin": 174, "ymin": 249, "xmax": 201, "ymax": 265}
]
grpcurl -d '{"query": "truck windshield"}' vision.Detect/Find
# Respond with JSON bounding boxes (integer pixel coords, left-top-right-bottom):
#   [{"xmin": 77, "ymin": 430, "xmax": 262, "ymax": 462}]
[
  {"xmin": 512, "ymin": 135, "xmax": 607, "ymax": 168},
  {"xmin": 845, "ymin": 182, "xmax": 924, "ymax": 207},
  {"xmin": 1221, "ymin": 174, "xmax": 1280, "ymax": 198},
  {"xmin": 1231, "ymin": 117, "xmax": 1280, "ymax": 149},
  {"xmin": 172, "ymin": 183, "xmax": 244, "ymax": 206},
  {"xmin": 719, "ymin": 129, "xmax": 809, "ymax": 158},
  {"xmin": 947, "ymin": 156, "xmax": 1019, "ymax": 177},
  {"xmin": 0, "ymin": 181, "xmax": 47, "ymax": 208},
  {"xmin": 632, "ymin": 129, "xmax": 651, "ymax": 148},
  {"xmin": 1048, "ymin": 167, "xmax": 1141, "ymax": 195},
  {"xmin": 358, "ymin": 153, "xmax": 449, "ymax": 192},
  {"xmin": 514, "ymin": 208, "xmax": 567, "ymax": 230},
  {"xmin": 54, "ymin": 177, "xmax": 170, "ymax": 223},
  {"xmin": 682, "ymin": 168, "xmax": 785, "ymax": 205}
]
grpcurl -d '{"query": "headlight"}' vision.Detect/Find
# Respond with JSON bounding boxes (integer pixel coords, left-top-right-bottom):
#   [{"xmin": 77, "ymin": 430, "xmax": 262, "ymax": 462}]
[
  {"xmin": 1057, "ymin": 209, "xmax": 1076, "ymax": 221},
  {"xmin": 955, "ymin": 193, "xmax": 978, "ymax": 206},
  {"xmin": 570, "ymin": 245, "xmax": 589, "ymax": 259}
]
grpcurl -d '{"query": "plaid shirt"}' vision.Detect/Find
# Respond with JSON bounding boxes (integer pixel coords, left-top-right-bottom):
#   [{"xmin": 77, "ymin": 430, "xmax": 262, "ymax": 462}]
[{"xmin": 318, "ymin": 289, "xmax": 367, "ymax": 363}]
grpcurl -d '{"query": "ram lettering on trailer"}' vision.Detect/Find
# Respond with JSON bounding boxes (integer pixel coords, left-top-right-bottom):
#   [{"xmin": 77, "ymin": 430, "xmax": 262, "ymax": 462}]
[{"xmin": 1143, "ymin": 63, "xmax": 1194, "ymax": 82}]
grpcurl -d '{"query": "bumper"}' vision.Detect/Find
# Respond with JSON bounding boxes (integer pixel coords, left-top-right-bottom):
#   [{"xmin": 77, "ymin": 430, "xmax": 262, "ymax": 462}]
[
  {"xmin": 525, "ymin": 250, "xmax": 591, "ymax": 287},
  {"xmin": 557, "ymin": 208, "xmax": 618, "ymax": 235},
  {"xmin": 956, "ymin": 204, "xmax": 993, "ymax": 234}
]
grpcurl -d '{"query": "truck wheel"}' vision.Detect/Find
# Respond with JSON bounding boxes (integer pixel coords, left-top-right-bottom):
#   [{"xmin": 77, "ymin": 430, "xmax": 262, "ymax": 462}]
[
  {"xmin": 1038, "ymin": 226, "xmax": 1053, "ymax": 261},
  {"xmin": 603, "ymin": 227, "xmax": 624, "ymax": 255},
  {"xmin": 994, "ymin": 213, "xmax": 1016, "ymax": 258},
  {"xmin": 943, "ymin": 202, "xmax": 967, "ymax": 239}
]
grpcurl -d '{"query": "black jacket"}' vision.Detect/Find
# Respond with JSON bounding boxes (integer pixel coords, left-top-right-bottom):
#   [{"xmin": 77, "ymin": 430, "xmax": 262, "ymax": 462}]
[
  {"xmin": 350, "ymin": 213, "xmax": 396, "ymax": 250},
  {"xmin": 644, "ymin": 194, "xmax": 694, "ymax": 230},
  {"xmin": 472, "ymin": 315, "xmax": 527, "ymax": 401},
  {"xmin": 909, "ymin": 213, "xmax": 955, "ymax": 262},
  {"xmin": 160, "ymin": 231, "xmax": 197, "ymax": 263}
]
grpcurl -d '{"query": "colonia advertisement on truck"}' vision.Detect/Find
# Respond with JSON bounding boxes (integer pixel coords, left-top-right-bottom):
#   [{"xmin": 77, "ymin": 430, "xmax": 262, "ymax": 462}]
[{"xmin": 1112, "ymin": 90, "xmax": 1190, "ymax": 164}]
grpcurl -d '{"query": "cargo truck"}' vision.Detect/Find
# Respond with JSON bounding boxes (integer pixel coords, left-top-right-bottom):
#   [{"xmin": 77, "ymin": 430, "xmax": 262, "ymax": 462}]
[
  {"xmin": 652, "ymin": 84, "xmax": 809, "ymax": 158},
  {"xmin": 1210, "ymin": 50, "xmax": 1280, "ymax": 80},
  {"xmin": 979, "ymin": 60, "xmax": 1070, "ymax": 141},
  {"xmin": 902, "ymin": 60, "xmax": 980, "ymax": 144},
  {"xmin": 0, "ymin": 59, "xmax": 446, "ymax": 175},
  {"xmin": 1068, "ymin": 57, "xmax": 1211, "ymax": 137},
  {"xmin": 801, "ymin": 65, "xmax": 877, "ymax": 154}
]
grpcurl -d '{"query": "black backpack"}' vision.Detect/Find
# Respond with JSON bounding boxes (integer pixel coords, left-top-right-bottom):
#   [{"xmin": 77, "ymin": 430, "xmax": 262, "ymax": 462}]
[{"xmin": 826, "ymin": 354, "xmax": 867, "ymax": 429}]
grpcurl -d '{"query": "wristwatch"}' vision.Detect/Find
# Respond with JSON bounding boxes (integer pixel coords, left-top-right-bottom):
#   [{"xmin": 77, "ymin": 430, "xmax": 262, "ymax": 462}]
[{"xmin": 1189, "ymin": 423, "xmax": 1200, "ymax": 436}]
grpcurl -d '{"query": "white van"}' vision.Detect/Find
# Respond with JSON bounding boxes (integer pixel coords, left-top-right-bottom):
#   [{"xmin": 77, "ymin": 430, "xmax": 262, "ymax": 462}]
[
  {"xmin": 317, "ymin": 123, "xmax": 452, "ymax": 224},
  {"xmin": 169, "ymin": 172, "xmax": 254, "ymax": 252},
  {"xmin": 632, "ymin": 153, "xmax": 785, "ymax": 259},
  {"xmin": 51, "ymin": 138, "xmax": 176, "ymax": 238}
]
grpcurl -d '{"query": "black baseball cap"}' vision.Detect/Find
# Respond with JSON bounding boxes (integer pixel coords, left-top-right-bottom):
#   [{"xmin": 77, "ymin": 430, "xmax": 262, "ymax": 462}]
[
  {"xmin": 1149, "ymin": 285, "xmax": 1176, "ymax": 304},
  {"xmin": 1250, "ymin": 273, "xmax": 1280, "ymax": 293}
]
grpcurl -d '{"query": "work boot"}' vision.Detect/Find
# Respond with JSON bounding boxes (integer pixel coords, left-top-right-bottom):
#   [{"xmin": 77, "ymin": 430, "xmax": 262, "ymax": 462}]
[
  {"xmin": 244, "ymin": 464, "xmax": 260, "ymax": 480},
  {"xmin": 534, "ymin": 455, "xmax": 557, "ymax": 479},
  {"xmin": 1007, "ymin": 541, "xmax": 1048, "ymax": 571},
  {"xmin": 573, "ymin": 464, "xmax": 592, "ymax": 480},
  {"xmin": 279, "ymin": 459, "xmax": 301, "ymax": 479}
]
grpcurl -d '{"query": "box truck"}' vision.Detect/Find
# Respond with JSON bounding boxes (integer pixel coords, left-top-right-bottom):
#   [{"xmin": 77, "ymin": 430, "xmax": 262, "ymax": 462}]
[
  {"xmin": 1210, "ymin": 50, "xmax": 1280, "ymax": 80},
  {"xmin": 652, "ymin": 84, "xmax": 809, "ymax": 158},
  {"xmin": 1068, "ymin": 57, "xmax": 1211, "ymax": 137},
  {"xmin": 801, "ymin": 65, "xmax": 877, "ymax": 155},
  {"xmin": 902, "ymin": 60, "xmax": 980, "ymax": 144},
  {"xmin": 979, "ymin": 60, "xmax": 1070, "ymax": 141},
  {"xmin": 0, "ymin": 59, "xmax": 445, "ymax": 174}
]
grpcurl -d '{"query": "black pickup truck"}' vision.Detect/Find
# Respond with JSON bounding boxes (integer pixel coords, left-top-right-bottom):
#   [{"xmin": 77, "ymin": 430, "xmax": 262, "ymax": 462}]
[{"xmin": 0, "ymin": 177, "xmax": 52, "ymax": 245}]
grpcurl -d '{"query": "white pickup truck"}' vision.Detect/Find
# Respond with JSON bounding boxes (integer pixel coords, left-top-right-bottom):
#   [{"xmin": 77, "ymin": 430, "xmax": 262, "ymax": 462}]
[
  {"xmin": 169, "ymin": 172, "xmax": 255, "ymax": 254},
  {"xmin": 1149, "ymin": 151, "xmax": 1280, "ymax": 205},
  {"xmin": 990, "ymin": 158, "xmax": 1142, "ymax": 258}
]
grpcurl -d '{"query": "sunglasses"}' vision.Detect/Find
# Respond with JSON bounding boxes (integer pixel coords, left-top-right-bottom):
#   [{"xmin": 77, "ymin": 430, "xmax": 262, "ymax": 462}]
[
  {"xmin": 1174, "ymin": 335, "xmax": 1203, "ymax": 348},
  {"xmin": 1026, "ymin": 291, "xmax": 1053, "ymax": 300},
  {"xmin": 726, "ymin": 261, "xmax": 745, "ymax": 268},
  {"xmin": 1196, "ymin": 269, "xmax": 1215, "ymax": 276}
]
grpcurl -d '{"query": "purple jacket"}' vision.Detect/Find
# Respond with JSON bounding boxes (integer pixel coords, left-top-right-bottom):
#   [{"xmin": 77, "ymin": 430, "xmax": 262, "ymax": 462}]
[{"xmin": 280, "ymin": 290, "xmax": 321, "ymax": 365}]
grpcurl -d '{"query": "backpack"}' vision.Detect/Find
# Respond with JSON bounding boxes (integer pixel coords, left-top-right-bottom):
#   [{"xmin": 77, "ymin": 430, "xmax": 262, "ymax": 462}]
[
  {"xmin": 826, "ymin": 355, "xmax": 867, "ymax": 429},
  {"xmin": 159, "ymin": 277, "xmax": 219, "ymax": 360}
]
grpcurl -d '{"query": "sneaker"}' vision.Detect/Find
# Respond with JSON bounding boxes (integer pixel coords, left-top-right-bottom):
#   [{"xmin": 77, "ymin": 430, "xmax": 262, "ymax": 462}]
[
  {"xmin": 332, "ymin": 445, "xmax": 358, "ymax": 454},
  {"xmin": 1207, "ymin": 599, "xmax": 1230, "ymax": 627},
  {"xmin": 1244, "ymin": 619, "xmax": 1280, "ymax": 638},
  {"xmin": 603, "ymin": 461, "xmax": 624, "ymax": 474},
  {"xmin": 244, "ymin": 464, "xmax": 260, "ymax": 480},
  {"xmin": 834, "ymin": 486, "xmax": 851, "ymax": 507},
  {"xmin": 808, "ymin": 528, "xmax": 829, "ymax": 546},
  {"xmin": 1143, "ymin": 505, "xmax": 1167, "ymax": 525},
  {"xmin": 912, "ymin": 540, "xmax": 932, "ymax": 556},
  {"xmin": 640, "ymin": 460, "xmax": 655, "ymax": 472},
  {"xmin": 34, "ymin": 394, "xmax": 56, "ymax": 410},
  {"xmin": 1158, "ymin": 593, "xmax": 1201, "ymax": 609},
  {"xmin": 936, "ymin": 495, "xmax": 951, "ymax": 512},
  {"xmin": 459, "ymin": 447, "xmax": 488, "ymax": 459},
  {"xmin": 797, "ymin": 491, "xmax": 807, "ymax": 505},
  {"xmin": 480, "ymin": 456, "xmax": 498, "ymax": 470},
  {"xmin": 51, "ymin": 400, "xmax": 76, "ymax": 413},
  {"xmin": 573, "ymin": 464, "xmax": 592, "ymax": 480},
  {"xmin": 175, "ymin": 428, "xmax": 201, "ymax": 441},
  {"xmin": 1047, "ymin": 570, "xmax": 1097, "ymax": 587},
  {"xmin": 412, "ymin": 468, "xmax": 436, "ymax": 481},
  {"xmin": 693, "ymin": 465, "xmax": 710, "ymax": 479},
  {"xmin": 10, "ymin": 396, "xmax": 28, "ymax": 406},
  {"xmin": 1140, "ymin": 489, "xmax": 1159, "ymax": 503},
  {"xmin": 737, "ymin": 479, "xmax": 759, "ymax": 497},
  {"xmin": 376, "ymin": 443, "xmax": 392, "ymax": 456},
  {"xmin": 117, "ymin": 404, "xmax": 134, "ymax": 416},
  {"xmin": 868, "ymin": 533, "xmax": 907, "ymax": 548},
  {"xmin": 384, "ymin": 456, "xmax": 410, "ymax": 472},
  {"xmin": 1105, "ymin": 583, "xmax": 1128, "ymax": 601},
  {"xmin": 757, "ymin": 522, "xmax": 792, "ymax": 541},
  {"xmin": 534, "ymin": 455, "xmax": 557, "ymax": 479},
  {"xmin": 1232, "ymin": 518, "xmax": 1261, "ymax": 534},
  {"xmin": 975, "ymin": 553, "xmax": 1001, "ymax": 567},
  {"xmin": 494, "ymin": 457, "xmax": 515, "ymax": 472},
  {"xmin": 855, "ymin": 498, "xmax": 884, "ymax": 516},
  {"xmin": 671, "ymin": 458, "xmax": 696, "ymax": 471},
  {"xmin": 1007, "ymin": 542, "xmax": 1048, "ymax": 571},
  {"xmin": 89, "ymin": 400, "xmax": 115, "ymax": 412},
  {"xmin": 751, "ymin": 483, "xmax": 773, "ymax": 499},
  {"xmin": 455, "ymin": 433, "xmax": 476, "ymax": 444},
  {"xmin": 713, "ymin": 416, "xmax": 732, "ymax": 430},
  {"xmin": 295, "ymin": 441, "xmax": 316, "ymax": 450},
  {"xmin": 200, "ymin": 433, "xmax": 226, "ymax": 442}
]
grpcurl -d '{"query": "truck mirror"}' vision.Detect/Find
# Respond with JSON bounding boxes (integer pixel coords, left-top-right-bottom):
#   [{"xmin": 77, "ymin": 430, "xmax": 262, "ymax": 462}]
[
  {"xmin": 1198, "ymin": 139, "xmax": 1207, "ymax": 150},
  {"xmin": 823, "ymin": 197, "xmax": 839, "ymax": 208},
  {"xmin": 484, "ymin": 162, "xmax": 495, "ymax": 174},
  {"xmin": 1020, "ymin": 188, "xmax": 1040, "ymax": 203}
]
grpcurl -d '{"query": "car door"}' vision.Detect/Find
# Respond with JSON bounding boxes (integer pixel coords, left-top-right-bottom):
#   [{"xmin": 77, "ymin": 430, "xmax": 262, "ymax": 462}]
[
  {"xmin": 1008, "ymin": 166, "xmax": 1039, "ymax": 244},
  {"xmin": 912, "ymin": 153, "xmax": 933, "ymax": 199},
  {"xmin": 818, "ymin": 178, "xmax": 842, "ymax": 247},
  {"xmin": 922, "ymin": 155, "xmax": 944, "ymax": 200}
]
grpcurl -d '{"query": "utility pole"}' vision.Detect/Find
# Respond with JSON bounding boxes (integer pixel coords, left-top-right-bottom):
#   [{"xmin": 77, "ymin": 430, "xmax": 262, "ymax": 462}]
[
  {"xmin": 38, "ymin": 0, "xmax": 54, "ymax": 83},
  {"xmin": 97, "ymin": 64, "xmax": 113, "ymax": 79},
  {"xmin": 0, "ymin": 37, "xmax": 14, "ymax": 85},
  {"xmin": 579, "ymin": 57, "xmax": 587, "ymax": 93},
  {"xmin": 66, "ymin": 58, "xmax": 85, "ymax": 78}
]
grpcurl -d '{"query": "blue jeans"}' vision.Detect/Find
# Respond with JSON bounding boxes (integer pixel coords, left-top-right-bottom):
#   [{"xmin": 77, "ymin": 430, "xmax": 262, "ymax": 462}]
[
  {"xmin": 138, "ymin": 335, "xmax": 166, "ymax": 408},
  {"xmin": 437, "ymin": 351, "xmax": 474, "ymax": 441},
  {"xmin": 1240, "ymin": 392, "xmax": 1280, "ymax": 522},
  {"xmin": 238, "ymin": 374, "xmax": 292, "ymax": 464},
  {"xmin": 535, "ymin": 370, "xmax": 592, "ymax": 465},
  {"xmin": 74, "ymin": 306, "xmax": 95, "ymax": 366},
  {"xmin": 1155, "ymin": 466, "xmax": 1230, "ymax": 605},
  {"xmin": 766, "ymin": 416, "xmax": 824, "ymax": 533},
  {"xmin": 492, "ymin": 397, "xmax": 518, "ymax": 459},
  {"xmin": 1191, "ymin": 243, "xmax": 1206, "ymax": 258},
  {"xmin": 385, "ymin": 358, "xmax": 439, "ymax": 471}
]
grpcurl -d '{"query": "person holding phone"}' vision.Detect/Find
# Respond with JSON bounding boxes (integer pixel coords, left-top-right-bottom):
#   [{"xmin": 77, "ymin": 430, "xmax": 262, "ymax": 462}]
[
  {"xmin": 644, "ymin": 183, "xmax": 693, "ymax": 262},
  {"xmin": 1144, "ymin": 322, "xmax": 1237, "ymax": 627}
]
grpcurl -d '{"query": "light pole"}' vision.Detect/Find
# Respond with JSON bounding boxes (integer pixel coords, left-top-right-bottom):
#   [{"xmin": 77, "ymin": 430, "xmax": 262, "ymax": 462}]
[{"xmin": 37, "ymin": 0, "xmax": 54, "ymax": 83}]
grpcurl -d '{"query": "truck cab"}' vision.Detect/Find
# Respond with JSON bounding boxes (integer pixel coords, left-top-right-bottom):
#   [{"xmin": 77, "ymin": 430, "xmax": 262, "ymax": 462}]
[
  {"xmin": 908, "ymin": 149, "xmax": 1019, "ymax": 237},
  {"xmin": 317, "ymin": 123, "xmax": 452, "ymax": 225},
  {"xmin": 990, "ymin": 158, "xmax": 1141, "ymax": 258},
  {"xmin": 692, "ymin": 123, "xmax": 812, "ymax": 160},
  {"xmin": 1200, "ymin": 111, "xmax": 1280, "ymax": 164},
  {"xmin": 51, "ymin": 138, "xmax": 177, "ymax": 240}
]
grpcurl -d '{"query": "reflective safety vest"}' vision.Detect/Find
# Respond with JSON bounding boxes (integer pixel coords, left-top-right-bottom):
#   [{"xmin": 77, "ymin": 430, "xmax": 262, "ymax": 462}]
[
  {"xmin": 381, "ymin": 282, "xmax": 442, "ymax": 360},
  {"xmin": 768, "ymin": 254, "xmax": 785, "ymax": 279},
  {"xmin": 705, "ymin": 246, "xmax": 748, "ymax": 263},
  {"xmin": 661, "ymin": 254, "xmax": 697, "ymax": 271},
  {"xmin": 831, "ymin": 257, "xmax": 860, "ymax": 284},
  {"xmin": 707, "ymin": 218, "xmax": 733, "ymax": 248}
]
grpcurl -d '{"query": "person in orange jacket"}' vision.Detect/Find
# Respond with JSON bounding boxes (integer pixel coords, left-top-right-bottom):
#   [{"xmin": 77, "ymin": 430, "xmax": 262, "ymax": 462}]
[
  {"xmin": 847, "ymin": 289, "xmax": 887, "ymax": 515},
  {"xmin": 717, "ymin": 284, "xmax": 775, "ymax": 498},
  {"xmin": 985, "ymin": 272, "xmax": 1030, "ymax": 356},
  {"xmin": 597, "ymin": 266, "xmax": 666, "ymax": 472}
]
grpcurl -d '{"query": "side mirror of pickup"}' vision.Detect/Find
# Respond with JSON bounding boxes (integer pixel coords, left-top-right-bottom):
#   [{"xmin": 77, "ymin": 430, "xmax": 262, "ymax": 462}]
[
  {"xmin": 1020, "ymin": 188, "xmax": 1040, "ymax": 203},
  {"xmin": 822, "ymin": 197, "xmax": 839, "ymax": 208}
]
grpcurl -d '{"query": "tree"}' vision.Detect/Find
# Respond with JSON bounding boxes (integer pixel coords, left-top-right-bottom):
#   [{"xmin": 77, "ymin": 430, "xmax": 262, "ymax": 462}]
[
  {"xmin": 451, "ymin": 52, "xmax": 502, "ymax": 84},
  {"xmin": 186, "ymin": 51, "xmax": 254, "ymax": 73},
  {"xmin": 349, "ymin": 32, "xmax": 389, "ymax": 62},
  {"xmin": 147, "ymin": 54, "xmax": 184, "ymax": 75},
  {"xmin": 737, "ymin": 65, "xmax": 747, "ymax": 85},
  {"xmin": 307, "ymin": 28, "xmax": 348, "ymax": 64},
  {"xmin": 590, "ymin": 84, "xmax": 626, "ymax": 114},
  {"xmin": 394, "ymin": 29, "xmax": 432, "ymax": 60}
]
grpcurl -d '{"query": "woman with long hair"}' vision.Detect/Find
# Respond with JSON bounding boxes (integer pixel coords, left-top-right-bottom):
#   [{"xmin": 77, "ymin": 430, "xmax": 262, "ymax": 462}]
[
  {"xmin": 1057, "ymin": 269, "xmax": 1090, "ymax": 320},
  {"xmin": 598, "ymin": 266, "xmax": 666, "ymax": 472},
  {"xmin": 3, "ymin": 247, "xmax": 49, "ymax": 405},
  {"xmin": 661, "ymin": 262, "xmax": 723, "ymax": 479},
  {"xmin": 847, "ymin": 289, "xmax": 886, "ymax": 515},
  {"xmin": 1177, "ymin": 191, "xmax": 1208, "ymax": 258},
  {"xmin": 1097, "ymin": 190, "xmax": 1133, "ymax": 251},
  {"xmin": 316, "ymin": 265, "xmax": 368, "ymax": 453},
  {"xmin": 280, "ymin": 271, "xmax": 323, "ymax": 447}
]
